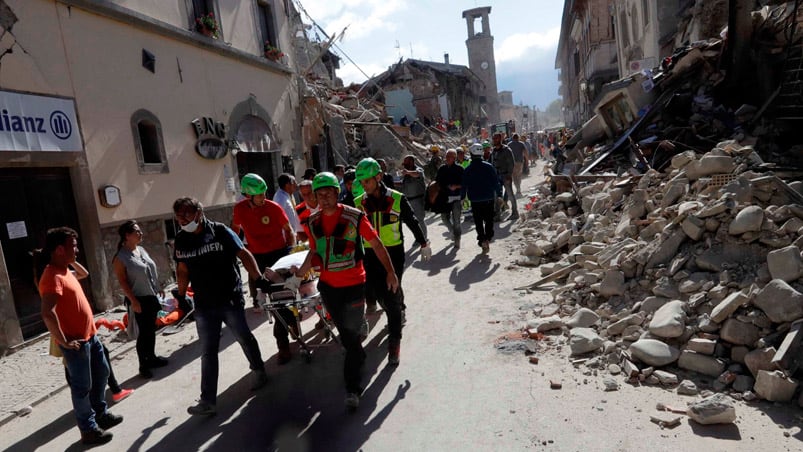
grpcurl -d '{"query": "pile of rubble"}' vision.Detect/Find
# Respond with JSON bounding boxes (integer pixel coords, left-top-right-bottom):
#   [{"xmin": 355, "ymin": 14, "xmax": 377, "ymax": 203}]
[
  {"xmin": 304, "ymin": 78, "xmax": 467, "ymax": 170},
  {"xmin": 517, "ymin": 141, "xmax": 803, "ymax": 411}
]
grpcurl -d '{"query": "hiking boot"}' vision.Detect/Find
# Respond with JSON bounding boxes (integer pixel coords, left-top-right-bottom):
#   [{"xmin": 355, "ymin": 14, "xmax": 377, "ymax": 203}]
[
  {"xmin": 481, "ymin": 241, "xmax": 490, "ymax": 254},
  {"xmin": 187, "ymin": 401, "xmax": 216, "ymax": 416},
  {"xmin": 96, "ymin": 412, "xmax": 123, "ymax": 430},
  {"xmin": 345, "ymin": 392, "xmax": 360, "ymax": 410},
  {"xmin": 388, "ymin": 344, "xmax": 400, "ymax": 365},
  {"xmin": 277, "ymin": 346, "xmax": 292, "ymax": 365},
  {"xmin": 111, "ymin": 388, "xmax": 133, "ymax": 403},
  {"xmin": 81, "ymin": 428, "xmax": 113, "ymax": 445},
  {"xmin": 250, "ymin": 369, "xmax": 269, "ymax": 391},
  {"xmin": 147, "ymin": 356, "xmax": 169, "ymax": 368}
]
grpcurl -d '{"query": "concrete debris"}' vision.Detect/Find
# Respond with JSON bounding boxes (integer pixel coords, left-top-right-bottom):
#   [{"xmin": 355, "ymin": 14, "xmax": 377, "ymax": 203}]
[
  {"xmin": 602, "ymin": 376, "xmax": 620, "ymax": 391},
  {"xmin": 677, "ymin": 380, "xmax": 699, "ymax": 396},
  {"xmin": 569, "ymin": 328, "xmax": 604, "ymax": 355},
  {"xmin": 513, "ymin": 5, "xmax": 803, "ymax": 407},
  {"xmin": 517, "ymin": 140, "xmax": 803, "ymax": 406},
  {"xmin": 687, "ymin": 394, "xmax": 737, "ymax": 425},
  {"xmin": 629, "ymin": 339, "xmax": 680, "ymax": 367},
  {"xmin": 754, "ymin": 370, "xmax": 799, "ymax": 402}
]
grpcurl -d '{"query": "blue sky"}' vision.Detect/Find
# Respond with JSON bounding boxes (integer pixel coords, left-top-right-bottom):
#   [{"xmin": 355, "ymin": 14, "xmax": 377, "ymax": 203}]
[{"xmin": 298, "ymin": 0, "xmax": 565, "ymax": 110}]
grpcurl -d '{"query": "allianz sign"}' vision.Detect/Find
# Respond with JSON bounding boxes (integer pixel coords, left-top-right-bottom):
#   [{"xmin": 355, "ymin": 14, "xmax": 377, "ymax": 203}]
[{"xmin": 0, "ymin": 90, "xmax": 83, "ymax": 152}]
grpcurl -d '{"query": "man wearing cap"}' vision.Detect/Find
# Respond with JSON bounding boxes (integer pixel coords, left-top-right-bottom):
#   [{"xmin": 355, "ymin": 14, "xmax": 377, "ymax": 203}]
[
  {"xmin": 292, "ymin": 172, "xmax": 399, "ymax": 411},
  {"xmin": 400, "ymin": 155, "xmax": 428, "ymax": 240},
  {"xmin": 231, "ymin": 173, "xmax": 297, "ymax": 364},
  {"xmin": 462, "ymin": 144, "xmax": 500, "ymax": 253},
  {"xmin": 354, "ymin": 158, "xmax": 430, "ymax": 365}
]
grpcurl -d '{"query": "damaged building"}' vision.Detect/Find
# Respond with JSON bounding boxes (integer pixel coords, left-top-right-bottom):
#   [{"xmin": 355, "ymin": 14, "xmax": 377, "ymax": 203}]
[
  {"xmin": 367, "ymin": 58, "xmax": 485, "ymax": 129},
  {"xmin": 515, "ymin": 0, "xmax": 803, "ymax": 410},
  {"xmin": 0, "ymin": 0, "xmax": 316, "ymax": 351}
]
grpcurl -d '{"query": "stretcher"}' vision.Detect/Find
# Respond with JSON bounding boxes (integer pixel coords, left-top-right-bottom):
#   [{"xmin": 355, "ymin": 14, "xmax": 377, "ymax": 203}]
[{"xmin": 257, "ymin": 251, "xmax": 339, "ymax": 362}]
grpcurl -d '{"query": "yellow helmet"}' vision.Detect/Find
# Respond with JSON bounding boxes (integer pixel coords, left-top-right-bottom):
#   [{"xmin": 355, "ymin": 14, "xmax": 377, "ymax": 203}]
[{"xmin": 429, "ymin": 145, "xmax": 441, "ymax": 153}]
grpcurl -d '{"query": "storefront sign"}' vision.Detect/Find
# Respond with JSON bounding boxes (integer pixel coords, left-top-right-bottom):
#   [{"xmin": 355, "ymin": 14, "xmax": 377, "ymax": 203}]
[
  {"xmin": 191, "ymin": 116, "xmax": 228, "ymax": 160},
  {"xmin": 0, "ymin": 90, "xmax": 83, "ymax": 152}
]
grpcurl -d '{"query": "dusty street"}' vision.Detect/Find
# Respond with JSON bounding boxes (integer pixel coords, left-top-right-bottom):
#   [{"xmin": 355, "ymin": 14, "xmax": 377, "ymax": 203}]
[{"xmin": 1, "ymin": 164, "xmax": 801, "ymax": 451}]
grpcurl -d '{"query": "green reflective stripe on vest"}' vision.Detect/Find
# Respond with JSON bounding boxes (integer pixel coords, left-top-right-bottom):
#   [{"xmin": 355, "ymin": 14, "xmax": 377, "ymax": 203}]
[
  {"xmin": 309, "ymin": 206, "xmax": 364, "ymax": 272},
  {"xmin": 357, "ymin": 190, "xmax": 403, "ymax": 248}
]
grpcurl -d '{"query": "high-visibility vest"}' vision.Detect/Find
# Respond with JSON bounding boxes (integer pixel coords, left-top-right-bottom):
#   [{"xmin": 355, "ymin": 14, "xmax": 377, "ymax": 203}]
[
  {"xmin": 354, "ymin": 189, "xmax": 403, "ymax": 248},
  {"xmin": 308, "ymin": 206, "xmax": 364, "ymax": 271}
]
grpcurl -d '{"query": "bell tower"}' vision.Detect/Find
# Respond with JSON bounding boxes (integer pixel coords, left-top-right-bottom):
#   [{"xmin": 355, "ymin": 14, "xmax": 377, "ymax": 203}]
[{"xmin": 463, "ymin": 6, "xmax": 499, "ymax": 124}]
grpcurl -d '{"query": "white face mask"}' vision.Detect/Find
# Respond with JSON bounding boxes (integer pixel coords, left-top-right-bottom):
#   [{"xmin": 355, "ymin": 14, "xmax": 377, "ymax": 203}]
[{"xmin": 181, "ymin": 217, "xmax": 199, "ymax": 233}]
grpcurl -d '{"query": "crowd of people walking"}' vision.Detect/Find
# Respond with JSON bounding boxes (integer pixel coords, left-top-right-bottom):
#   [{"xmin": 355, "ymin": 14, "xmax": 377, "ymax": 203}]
[{"xmin": 36, "ymin": 128, "xmax": 538, "ymax": 443}]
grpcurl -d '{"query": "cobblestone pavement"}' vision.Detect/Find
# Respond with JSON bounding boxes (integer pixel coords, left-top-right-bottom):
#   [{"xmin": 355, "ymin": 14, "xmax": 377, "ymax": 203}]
[{"xmin": 0, "ymin": 308, "xmax": 136, "ymax": 427}]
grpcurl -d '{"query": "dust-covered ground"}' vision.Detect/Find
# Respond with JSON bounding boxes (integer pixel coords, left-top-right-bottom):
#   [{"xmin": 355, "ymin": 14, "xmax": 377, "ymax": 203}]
[{"xmin": 0, "ymin": 161, "xmax": 801, "ymax": 451}]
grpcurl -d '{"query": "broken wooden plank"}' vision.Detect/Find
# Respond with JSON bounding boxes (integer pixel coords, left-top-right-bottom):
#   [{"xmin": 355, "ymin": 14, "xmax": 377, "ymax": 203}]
[{"xmin": 514, "ymin": 263, "xmax": 581, "ymax": 290}]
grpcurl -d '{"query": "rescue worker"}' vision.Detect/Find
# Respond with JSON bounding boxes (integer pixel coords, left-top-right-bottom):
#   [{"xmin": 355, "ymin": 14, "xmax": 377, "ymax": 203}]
[
  {"xmin": 292, "ymin": 172, "xmax": 399, "ymax": 410},
  {"xmin": 230, "ymin": 173, "xmax": 297, "ymax": 364},
  {"xmin": 353, "ymin": 158, "xmax": 431, "ymax": 362}
]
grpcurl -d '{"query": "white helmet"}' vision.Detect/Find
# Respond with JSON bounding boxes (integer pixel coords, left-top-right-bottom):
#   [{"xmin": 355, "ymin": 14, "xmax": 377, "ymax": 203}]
[{"xmin": 469, "ymin": 143, "xmax": 484, "ymax": 156}]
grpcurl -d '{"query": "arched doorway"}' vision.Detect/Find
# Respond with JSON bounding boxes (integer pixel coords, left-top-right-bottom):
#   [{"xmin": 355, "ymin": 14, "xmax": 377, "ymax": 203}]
[{"xmin": 232, "ymin": 114, "xmax": 281, "ymax": 196}]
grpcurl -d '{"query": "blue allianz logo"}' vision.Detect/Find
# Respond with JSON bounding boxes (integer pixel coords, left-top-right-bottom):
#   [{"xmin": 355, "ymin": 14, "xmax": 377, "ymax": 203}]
[{"xmin": 50, "ymin": 110, "xmax": 72, "ymax": 140}]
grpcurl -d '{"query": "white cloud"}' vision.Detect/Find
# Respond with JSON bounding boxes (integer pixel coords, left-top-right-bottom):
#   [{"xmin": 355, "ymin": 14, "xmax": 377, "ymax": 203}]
[
  {"xmin": 298, "ymin": 0, "xmax": 406, "ymax": 40},
  {"xmin": 496, "ymin": 27, "xmax": 560, "ymax": 63}
]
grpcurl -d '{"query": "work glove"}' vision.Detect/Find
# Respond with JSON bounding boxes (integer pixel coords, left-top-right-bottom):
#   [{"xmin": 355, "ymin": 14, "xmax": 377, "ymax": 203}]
[{"xmin": 420, "ymin": 243, "xmax": 432, "ymax": 262}]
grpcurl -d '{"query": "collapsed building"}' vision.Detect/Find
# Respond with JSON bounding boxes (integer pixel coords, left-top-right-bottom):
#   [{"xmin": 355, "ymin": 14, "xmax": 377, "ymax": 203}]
[{"xmin": 515, "ymin": 1, "xmax": 803, "ymax": 412}]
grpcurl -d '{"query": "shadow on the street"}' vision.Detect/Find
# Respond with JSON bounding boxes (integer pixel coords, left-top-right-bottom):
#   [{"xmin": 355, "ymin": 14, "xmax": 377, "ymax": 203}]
[
  {"xmin": 3, "ymin": 311, "xmax": 271, "ymax": 451},
  {"xmin": 143, "ymin": 326, "xmax": 407, "ymax": 451},
  {"xmin": 5, "ymin": 411, "xmax": 77, "ymax": 451},
  {"xmin": 449, "ymin": 254, "xmax": 501, "ymax": 292},
  {"xmin": 688, "ymin": 420, "xmax": 742, "ymax": 440}
]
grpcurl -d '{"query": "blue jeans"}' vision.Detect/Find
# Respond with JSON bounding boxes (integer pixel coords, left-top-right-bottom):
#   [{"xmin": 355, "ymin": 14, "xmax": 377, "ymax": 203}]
[
  {"xmin": 440, "ymin": 201, "xmax": 462, "ymax": 239},
  {"xmin": 60, "ymin": 335, "xmax": 109, "ymax": 432},
  {"xmin": 194, "ymin": 304, "xmax": 264, "ymax": 404}
]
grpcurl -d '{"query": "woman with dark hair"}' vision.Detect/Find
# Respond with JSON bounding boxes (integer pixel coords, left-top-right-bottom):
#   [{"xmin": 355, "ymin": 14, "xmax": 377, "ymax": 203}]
[{"xmin": 112, "ymin": 220, "xmax": 167, "ymax": 378}]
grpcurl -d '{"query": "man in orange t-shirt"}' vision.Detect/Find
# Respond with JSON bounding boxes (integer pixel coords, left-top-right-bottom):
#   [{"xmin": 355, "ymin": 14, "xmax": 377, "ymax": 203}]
[
  {"xmin": 39, "ymin": 227, "xmax": 123, "ymax": 445},
  {"xmin": 232, "ymin": 173, "xmax": 296, "ymax": 362},
  {"xmin": 293, "ymin": 172, "xmax": 398, "ymax": 411}
]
